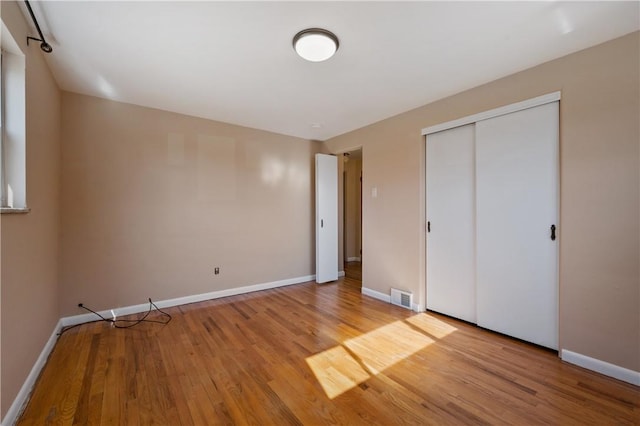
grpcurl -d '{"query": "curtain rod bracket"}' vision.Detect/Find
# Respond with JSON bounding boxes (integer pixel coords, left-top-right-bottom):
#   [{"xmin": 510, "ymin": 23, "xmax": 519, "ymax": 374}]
[
  {"xmin": 26, "ymin": 36, "xmax": 53, "ymax": 53},
  {"xmin": 24, "ymin": 1, "xmax": 53, "ymax": 53}
]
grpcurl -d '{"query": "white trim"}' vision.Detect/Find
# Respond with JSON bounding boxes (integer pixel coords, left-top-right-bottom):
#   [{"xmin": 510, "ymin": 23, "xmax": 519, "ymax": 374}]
[
  {"xmin": 3, "ymin": 274, "xmax": 316, "ymax": 425},
  {"xmin": 346, "ymin": 257, "xmax": 361, "ymax": 262},
  {"xmin": 561, "ymin": 349, "xmax": 640, "ymax": 386},
  {"xmin": 361, "ymin": 287, "xmax": 422, "ymax": 312},
  {"xmin": 338, "ymin": 270, "xmax": 345, "ymax": 277},
  {"xmin": 334, "ymin": 145, "xmax": 363, "ymax": 155},
  {"xmin": 421, "ymin": 91, "xmax": 561, "ymax": 135},
  {"xmin": 2, "ymin": 320, "xmax": 63, "ymax": 426},
  {"xmin": 361, "ymin": 286, "xmax": 390, "ymax": 303},
  {"xmin": 62, "ymin": 274, "xmax": 316, "ymax": 327},
  {"xmin": 0, "ymin": 207, "xmax": 30, "ymax": 214}
]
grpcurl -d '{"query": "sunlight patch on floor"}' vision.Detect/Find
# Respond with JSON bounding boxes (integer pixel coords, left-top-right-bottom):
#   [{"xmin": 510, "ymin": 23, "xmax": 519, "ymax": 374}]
[
  {"xmin": 343, "ymin": 320, "xmax": 435, "ymax": 375},
  {"xmin": 307, "ymin": 317, "xmax": 448, "ymax": 399},
  {"xmin": 305, "ymin": 346, "xmax": 370, "ymax": 399},
  {"xmin": 404, "ymin": 313, "xmax": 458, "ymax": 339}
]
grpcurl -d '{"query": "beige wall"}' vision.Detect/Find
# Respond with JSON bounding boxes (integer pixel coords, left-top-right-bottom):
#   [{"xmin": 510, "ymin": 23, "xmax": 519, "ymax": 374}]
[
  {"xmin": 325, "ymin": 32, "xmax": 640, "ymax": 372},
  {"xmin": 0, "ymin": 4, "xmax": 637, "ymax": 418},
  {"xmin": 59, "ymin": 93, "xmax": 321, "ymax": 316},
  {"xmin": 1, "ymin": 1, "xmax": 62, "ymax": 418},
  {"xmin": 344, "ymin": 156, "xmax": 362, "ymax": 260}
]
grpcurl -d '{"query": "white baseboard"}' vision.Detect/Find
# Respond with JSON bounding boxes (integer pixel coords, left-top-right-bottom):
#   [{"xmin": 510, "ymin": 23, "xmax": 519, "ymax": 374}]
[
  {"xmin": 61, "ymin": 274, "xmax": 316, "ymax": 327},
  {"xmin": 4, "ymin": 274, "xmax": 315, "ymax": 426},
  {"xmin": 561, "ymin": 349, "xmax": 640, "ymax": 386},
  {"xmin": 346, "ymin": 257, "xmax": 361, "ymax": 262},
  {"xmin": 361, "ymin": 286, "xmax": 390, "ymax": 304},
  {"xmin": 361, "ymin": 287, "xmax": 422, "ymax": 312},
  {"xmin": 2, "ymin": 320, "xmax": 63, "ymax": 426},
  {"xmin": 338, "ymin": 270, "xmax": 345, "ymax": 277}
]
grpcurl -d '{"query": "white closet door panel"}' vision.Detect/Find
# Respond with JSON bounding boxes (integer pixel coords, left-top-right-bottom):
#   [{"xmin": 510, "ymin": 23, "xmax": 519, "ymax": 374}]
[
  {"xmin": 475, "ymin": 102, "xmax": 559, "ymax": 349},
  {"xmin": 426, "ymin": 124, "xmax": 476, "ymax": 322}
]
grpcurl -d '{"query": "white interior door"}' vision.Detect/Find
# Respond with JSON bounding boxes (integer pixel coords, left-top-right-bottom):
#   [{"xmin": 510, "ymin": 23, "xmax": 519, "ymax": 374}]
[
  {"xmin": 316, "ymin": 154, "xmax": 338, "ymax": 283},
  {"xmin": 426, "ymin": 124, "xmax": 477, "ymax": 322},
  {"xmin": 475, "ymin": 102, "xmax": 559, "ymax": 349}
]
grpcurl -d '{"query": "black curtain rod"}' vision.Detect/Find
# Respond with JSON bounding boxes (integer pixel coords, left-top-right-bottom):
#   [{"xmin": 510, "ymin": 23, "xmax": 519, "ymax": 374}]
[{"xmin": 24, "ymin": 0, "xmax": 53, "ymax": 53}]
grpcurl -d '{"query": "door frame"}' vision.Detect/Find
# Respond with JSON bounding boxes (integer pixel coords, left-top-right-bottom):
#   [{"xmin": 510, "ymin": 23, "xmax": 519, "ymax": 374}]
[{"xmin": 335, "ymin": 147, "xmax": 363, "ymax": 278}]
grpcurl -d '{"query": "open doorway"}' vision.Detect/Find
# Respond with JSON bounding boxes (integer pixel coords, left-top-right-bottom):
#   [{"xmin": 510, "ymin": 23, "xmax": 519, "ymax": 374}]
[{"xmin": 342, "ymin": 149, "xmax": 362, "ymax": 284}]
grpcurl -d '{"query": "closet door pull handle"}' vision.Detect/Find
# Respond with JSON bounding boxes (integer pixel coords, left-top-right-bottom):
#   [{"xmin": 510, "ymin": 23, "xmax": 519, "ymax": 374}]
[
  {"xmin": 427, "ymin": 221, "xmax": 431, "ymax": 232},
  {"xmin": 321, "ymin": 219, "xmax": 324, "ymax": 228},
  {"xmin": 550, "ymin": 224, "xmax": 556, "ymax": 241}
]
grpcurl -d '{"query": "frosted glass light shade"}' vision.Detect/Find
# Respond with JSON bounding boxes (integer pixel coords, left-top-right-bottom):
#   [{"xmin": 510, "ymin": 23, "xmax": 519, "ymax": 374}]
[{"xmin": 293, "ymin": 28, "xmax": 339, "ymax": 62}]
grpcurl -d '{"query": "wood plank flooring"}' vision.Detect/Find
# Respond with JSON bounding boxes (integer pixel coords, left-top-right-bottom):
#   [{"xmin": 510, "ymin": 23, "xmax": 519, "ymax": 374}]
[
  {"xmin": 344, "ymin": 261, "xmax": 362, "ymax": 283},
  {"xmin": 18, "ymin": 275, "xmax": 639, "ymax": 425}
]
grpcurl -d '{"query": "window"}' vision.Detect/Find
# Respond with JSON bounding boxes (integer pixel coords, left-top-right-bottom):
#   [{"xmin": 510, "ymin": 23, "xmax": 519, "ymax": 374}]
[
  {"xmin": 1, "ymin": 51, "xmax": 4, "ymax": 205},
  {"xmin": 1, "ymin": 20, "xmax": 27, "ymax": 213}
]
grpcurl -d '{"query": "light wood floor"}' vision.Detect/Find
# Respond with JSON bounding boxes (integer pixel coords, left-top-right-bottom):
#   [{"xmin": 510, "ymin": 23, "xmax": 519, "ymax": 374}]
[
  {"xmin": 344, "ymin": 261, "xmax": 362, "ymax": 283},
  {"xmin": 18, "ymin": 275, "xmax": 639, "ymax": 425}
]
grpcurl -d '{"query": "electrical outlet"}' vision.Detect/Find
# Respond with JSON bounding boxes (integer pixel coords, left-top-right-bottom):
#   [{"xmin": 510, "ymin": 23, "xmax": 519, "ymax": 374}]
[{"xmin": 214, "ymin": 267, "xmax": 220, "ymax": 275}]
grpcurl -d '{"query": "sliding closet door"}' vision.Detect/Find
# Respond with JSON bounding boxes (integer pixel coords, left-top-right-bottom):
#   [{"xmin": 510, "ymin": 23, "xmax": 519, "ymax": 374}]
[
  {"xmin": 475, "ymin": 102, "xmax": 559, "ymax": 349},
  {"xmin": 426, "ymin": 124, "xmax": 476, "ymax": 322}
]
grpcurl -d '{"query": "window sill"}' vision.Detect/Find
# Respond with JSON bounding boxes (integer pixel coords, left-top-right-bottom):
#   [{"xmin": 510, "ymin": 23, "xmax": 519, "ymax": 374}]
[{"xmin": 0, "ymin": 207, "xmax": 30, "ymax": 214}]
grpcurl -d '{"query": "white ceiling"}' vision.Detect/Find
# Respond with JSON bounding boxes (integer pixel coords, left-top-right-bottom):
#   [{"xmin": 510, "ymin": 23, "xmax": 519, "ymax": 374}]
[{"xmin": 23, "ymin": 1, "xmax": 640, "ymax": 141}]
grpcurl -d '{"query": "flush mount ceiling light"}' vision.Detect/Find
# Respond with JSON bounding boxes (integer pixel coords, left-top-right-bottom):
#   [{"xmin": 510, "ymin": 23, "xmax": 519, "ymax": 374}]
[{"xmin": 293, "ymin": 28, "xmax": 339, "ymax": 62}]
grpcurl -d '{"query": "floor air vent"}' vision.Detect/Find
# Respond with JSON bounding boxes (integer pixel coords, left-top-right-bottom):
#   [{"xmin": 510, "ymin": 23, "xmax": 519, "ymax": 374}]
[{"xmin": 391, "ymin": 288, "xmax": 413, "ymax": 310}]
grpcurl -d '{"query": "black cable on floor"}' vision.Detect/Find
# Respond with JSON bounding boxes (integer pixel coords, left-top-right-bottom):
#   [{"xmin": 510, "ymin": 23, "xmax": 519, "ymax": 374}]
[{"xmin": 58, "ymin": 298, "xmax": 172, "ymax": 335}]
